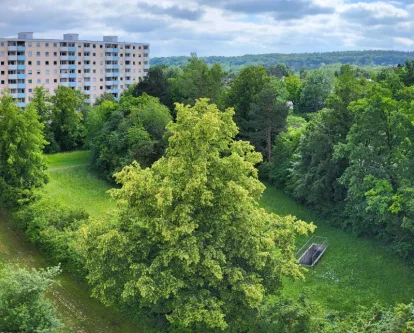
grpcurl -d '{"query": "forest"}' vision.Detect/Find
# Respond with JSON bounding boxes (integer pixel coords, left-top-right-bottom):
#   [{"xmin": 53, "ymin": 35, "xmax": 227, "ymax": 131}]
[
  {"xmin": 151, "ymin": 50, "xmax": 414, "ymax": 72},
  {"xmin": 1, "ymin": 56, "xmax": 414, "ymax": 332}
]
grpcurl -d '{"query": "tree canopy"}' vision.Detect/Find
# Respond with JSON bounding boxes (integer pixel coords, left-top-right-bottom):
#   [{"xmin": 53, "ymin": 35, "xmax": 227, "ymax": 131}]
[{"xmin": 81, "ymin": 99, "xmax": 312, "ymax": 332}]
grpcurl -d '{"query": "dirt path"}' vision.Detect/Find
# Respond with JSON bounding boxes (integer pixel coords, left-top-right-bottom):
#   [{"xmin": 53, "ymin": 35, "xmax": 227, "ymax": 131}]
[
  {"xmin": 0, "ymin": 210, "xmax": 139, "ymax": 333},
  {"xmin": 48, "ymin": 163, "xmax": 89, "ymax": 171}
]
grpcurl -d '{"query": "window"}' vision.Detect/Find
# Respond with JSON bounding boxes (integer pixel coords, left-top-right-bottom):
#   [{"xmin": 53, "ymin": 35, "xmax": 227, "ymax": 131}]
[
  {"xmin": 54, "ymin": 61, "xmax": 57, "ymax": 65},
  {"xmin": 28, "ymin": 51, "xmax": 32, "ymax": 56},
  {"xmin": 78, "ymin": 78, "xmax": 82, "ymax": 82},
  {"xmin": 0, "ymin": 52, "xmax": 4, "ymax": 57},
  {"xmin": 36, "ymin": 42, "xmax": 41, "ymax": 47},
  {"xmin": 100, "ymin": 45, "xmax": 103, "ymax": 48},
  {"xmin": 54, "ymin": 43, "xmax": 58, "ymax": 47},
  {"xmin": 45, "ymin": 52, "xmax": 49, "ymax": 56},
  {"xmin": 133, "ymin": 69, "xmax": 136, "ymax": 73},
  {"xmin": 28, "ymin": 42, "xmax": 32, "ymax": 47},
  {"xmin": 120, "ymin": 85, "xmax": 123, "ymax": 89},
  {"xmin": 45, "ymin": 43, "xmax": 49, "ymax": 47},
  {"xmin": 46, "ymin": 70, "xmax": 50, "ymax": 75},
  {"xmin": 100, "ymin": 78, "xmax": 103, "ymax": 82},
  {"xmin": 133, "ymin": 54, "xmax": 135, "ymax": 57},
  {"xmin": 78, "ymin": 52, "xmax": 81, "ymax": 56},
  {"xmin": 93, "ymin": 69, "xmax": 96, "ymax": 73},
  {"xmin": 28, "ymin": 70, "xmax": 32, "ymax": 75},
  {"xmin": 37, "ymin": 61, "xmax": 40, "ymax": 66},
  {"xmin": 54, "ymin": 52, "xmax": 57, "ymax": 56},
  {"xmin": 0, "ymin": 42, "xmax": 3, "ymax": 46},
  {"xmin": 100, "ymin": 53, "xmax": 103, "ymax": 57},
  {"xmin": 93, "ymin": 44, "xmax": 96, "ymax": 48},
  {"xmin": 45, "ymin": 61, "xmax": 49, "ymax": 65},
  {"xmin": 54, "ymin": 70, "xmax": 58, "ymax": 75},
  {"xmin": 28, "ymin": 79, "xmax": 32, "ymax": 83},
  {"xmin": 28, "ymin": 61, "xmax": 32, "ymax": 65},
  {"xmin": 92, "ymin": 77, "xmax": 96, "ymax": 82},
  {"xmin": 93, "ymin": 86, "xmax": 96, "ymax": 91},
  {"xmin": 133, "ymin": 46, "xmax": 135, "ymax": 49},
  {"xmin": 46, "ymin": 79, "xmax": 49, "ymax": 83},
  {"xmin": 54, "ymin": 79, "xmax": 58, "ymax": 83},
  {"xmin": 100, "ymin": 69, "xmax": 103, "ymax": 74},
  {"xmin": 120, "ymin": 61, "xmax": 123, "ymax": 65},
  {"xmin": 93, "ymin": 53, "xmax": 96, "ymax": 56},
  {"xmin": 37, "ymin": 70, "xmax": 41, "ymax": 75},
  {"xmin": 0, "ymin": 80, "xmax": 4, "ymax": 84},
  {"xmin": 78, "ymin": 70, "xmax": 81, "ymax": 73},
  {"xmin": 78, "ymin": 61, "xmax": 81, "ymax": 65},
  {"xmin": 0, "ymin": 71, "xmax": 3, "ymax": 75},
  {"xmin": 36, "ymin": 79, "xmax": 41, "ymax": 84},
  {"xmin": 100, "ymin": 86, "xmax": 103, "ymax": 90},
  {"xmin": 133, "ymin": 61, "xmax": 135, "ymax": 65},
  {"xmin": 28, "ymin": 88, "xmax": 32, "ymax": 93},
  {"xmin": 0, "ymin": 61, "xmax": 3, "ymax": 65},
  {"xmin": 100, "ymin": 61, "xmax": 103, "ymax": 66},
  {"xmin": 36, "ymin": 51, "xmax": 40, "ymax": 56}
]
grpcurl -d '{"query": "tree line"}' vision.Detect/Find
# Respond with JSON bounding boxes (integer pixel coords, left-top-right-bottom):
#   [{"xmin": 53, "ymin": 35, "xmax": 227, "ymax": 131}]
[{"xmin": 1, "ymin": 57, "xmax": 414, "ymax": 332}]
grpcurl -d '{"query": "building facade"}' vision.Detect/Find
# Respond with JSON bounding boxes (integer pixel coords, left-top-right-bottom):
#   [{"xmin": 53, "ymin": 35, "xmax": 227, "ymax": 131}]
[{"xmin": 0, "ymin": 32, "xmax": 150, "ymax": 107}]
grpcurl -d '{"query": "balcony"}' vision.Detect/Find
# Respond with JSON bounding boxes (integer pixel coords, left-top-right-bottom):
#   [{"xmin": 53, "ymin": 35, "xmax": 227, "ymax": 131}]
[
  {"xmin": 8, "ymin": 65, "xmax": 18, "ymax": 70},
  {"xmin": 8, "ymin": 74, "xmax": 18, "ymax": 80},
  {"xmin": 125, "ymin": 80, "xmax": 132, "ymax": 84},
  {"xmin": 8, "ymin": 46, "xmax": 17, "ymax": 51},
  {"xmin": 125, "ymin": 64, "xmax": 132, "ymax": 69},
  {"xmin": 18, "ymin": 93, "xmax": 26, "ymax": 98},
  {"xmin": 69, "ymin": 82, "xmax": 77, "ymax": 87},
  {"xmin": 105, "ymin": 48, "xmax": 114, "ymax": 52},
  {"xmin": 125, "ymin": 56, "xmax": 132, "ymax": 61},
  {"xmin": 60, "ymin": 82, "xmax": 69, "ymax": 87},
  {"xmin": 69, "ymin": 73, "xmax": 77, "ymax": 78},
  {"xmin": 84, "ymin": 56, "xmax": 91, "ymax": 61},
  {"xmin": 84, "ymin": 73, "xmax": 91, "ymax": 78},
  {"xmin": 84, "ymin": 89, "xmax": 91, "ymax": 94},
  {"xmin": 105, "ymin": 64, "xmax": 115, "ymax": 69},
  {"xmin": 106, "ymin": 72, "xmax": 119, "ymax": 77},
  {"xmin": 69, "ymin": 65, "xmax": 77, "ymax": 70},
  {"xmin": 84, "ymin": 82, "xmax": 91, "ymax": 86},
  {"xmin": 113, "ymin": 80, "xmax": 120, "ymax": 85},
  {"xmin": 105, "ymin": 81, "xmax": 116, "ymax": 85},
  {"xmin": 60, "ymin": 73, "xmax": 69, "ymax": 78},
  {"xmin": 17, "ymin": 65, "xmax": 26, "ymax": 70},
  {"xmin": 84, "ymin": 47, "xmax": 92, "ymax": 52},
  {"xmin": 113, "ymin": 88, "xmax": 119, "ymax": 93},
  {"xmin": 105, "ymin": 56, "xmax": 118, "ymax": 61},
  {"xmin": 9, "ymin": 84, "xmax": 17, "ymax": 89},
  {"xmin": 18, "ymin": 102, "xmax": 26, "ymax": 108},
  {"xmin": 84, "ymin": 64, "xmax": 91, "ymax": 69},
  {"xmin": 113, "ymin": 48, "xmax": 120, "ymax": 53},
  {"xmin": 60, "ymin": 65, "xmax": 69, "ymax": 69},
  {"xmin": 85, "ymin": 99, "xmax": 91, "ymax": 104},
  {"xmin": 18, "ymin": 46, "xmax": 26, "ymax": 51},
  {"xmin": 17, "ymin": 84, "xmax": 26, "ymax": 89},
  {"xmin": 144, "ymin": 56, "xmax": 150, "ymax": 61},
  {"xmin": 61, "ymin": 56, "xmax": 69, "ymax": 61},
  {"xmin": 69, "ymin": 56, "xmax": 76, "ymax": 61},
  {"xmin": 60, "ymin": 46, "xmax": 76, "ymax": 52},
  {"xmin": 144, "ymin": 64, "xmax": 150, "ymax": 69},
  {"xmin": 17, "ymin": 74, "xmax": 26, "ymax": 79},
  {"xmin": 17, "ymin": 55, "xmax": 26, "ymax": 61}
]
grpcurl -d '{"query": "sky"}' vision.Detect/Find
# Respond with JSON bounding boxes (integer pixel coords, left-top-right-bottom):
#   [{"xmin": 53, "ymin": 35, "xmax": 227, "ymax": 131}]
[{"xmin": 0, "ymin": 0, "xmax": 414, "ymax": 57}]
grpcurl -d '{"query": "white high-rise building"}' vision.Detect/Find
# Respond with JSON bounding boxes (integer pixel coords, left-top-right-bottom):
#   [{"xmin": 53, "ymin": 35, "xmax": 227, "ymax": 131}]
[{"xmin": 0, "ymin": 32, "xmax": 150, "ymax": 107}]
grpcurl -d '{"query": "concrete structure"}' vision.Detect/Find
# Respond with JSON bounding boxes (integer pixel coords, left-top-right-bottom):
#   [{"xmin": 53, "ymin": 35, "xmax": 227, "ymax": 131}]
[{"xmin": 0, "ymin": 32, "xmax": 150, "ymax": 107}]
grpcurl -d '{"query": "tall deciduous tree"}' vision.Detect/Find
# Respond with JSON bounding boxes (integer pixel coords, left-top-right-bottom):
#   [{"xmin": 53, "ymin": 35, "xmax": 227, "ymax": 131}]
[
  {"xmin": 296, "ymin": 69, "xmax": 334, "ymax": 114},
  {"xmin": 50, "ymin": 86, "xmax": 87, "ymax": 151},
  {"xmin": 0, "ymin": 94, "xmax": 48, "ymax": 206},
  {"xmin": 224, "ymin": 66, "xmax": 270, "ymax": 137},
  {"xmin": 248, "ymin": 82, "xmax": 289, "ymax": 161},
  {"xmin": 0, "ymin": 265, "xmax": 62, "ymax": 332},
  {"xmin": 81, "ymin": 99, "xmax": 312, "ymax": 332}
]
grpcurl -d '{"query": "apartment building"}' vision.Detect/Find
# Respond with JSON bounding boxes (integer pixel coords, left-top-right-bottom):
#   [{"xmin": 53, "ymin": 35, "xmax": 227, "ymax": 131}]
[{"xmin": 0, "ymin": 32, "xmax": 150, "ymax": 107}]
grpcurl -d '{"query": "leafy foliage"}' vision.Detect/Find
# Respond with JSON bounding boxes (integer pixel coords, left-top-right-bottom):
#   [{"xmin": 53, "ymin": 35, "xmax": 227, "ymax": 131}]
[
  {"xmin": 0, "ymin": 93, "xmax": 48, "ymax": 207},
  {"xmin": 81, "ymin": 99, "xmax": 312, "ymax": 332},
  {"xmin": 87, "ymin": 94, "xmax": 172, "ymax": 180},
  {"xmin": 0, "ymin": 265, "xmax": 63, "ymax": 333}
]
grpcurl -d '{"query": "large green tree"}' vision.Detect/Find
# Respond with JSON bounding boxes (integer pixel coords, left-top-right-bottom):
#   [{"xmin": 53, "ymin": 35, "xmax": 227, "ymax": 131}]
[
  {"xmin": 0, "ymin": 94, "xmax": 48, "ymax": 206},
  {"xmin": 50, "ymin": 86, "xmax": 87, "ymax": 151},
  {"xmin": 81, "ymin": 99, "xmax": 312, "ymax": 332},
  {"xmin": 296, "ymin": 69, "xmax": 334, "ymax": 114},
  {"xmin": 248, "ymin": 81, "xmax": 289, "ymax": 161},
  {"xmin": 0, "ymin": 265, "xmax": 63, "ymax": 333},
  {"xmin": 87, "ymin": 94, "xmax": 172, "ymax": 180},
  {"xmin": 169, "ymin": 55, "xmax": 225, "ymax": 107},
  {"xmin": 224, "ymin": 66, "xmax": 270, "ymax": 137}
]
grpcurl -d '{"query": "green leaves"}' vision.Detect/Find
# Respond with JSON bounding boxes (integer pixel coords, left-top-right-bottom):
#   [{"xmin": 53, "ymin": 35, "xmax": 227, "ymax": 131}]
[{"xmin": 81, "ymin": 99, "xmax": 311, "ymax": 331}]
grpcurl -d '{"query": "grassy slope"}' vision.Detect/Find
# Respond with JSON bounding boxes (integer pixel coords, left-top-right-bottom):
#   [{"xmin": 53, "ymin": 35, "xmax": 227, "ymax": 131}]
[
  {"xmin": 261, "ymin": 184, "xmax": 414, "ymax": 312},
  {"xmin": 46, "ymin": 152, "xmax": 414, "ymax": 314},
  {"xmin": 0, "ymin": 151, "xmax": 138, "ymax": 333},
  {"xmin": 4, "ymin": 150, "xmax": 412, "ymax": 329}
]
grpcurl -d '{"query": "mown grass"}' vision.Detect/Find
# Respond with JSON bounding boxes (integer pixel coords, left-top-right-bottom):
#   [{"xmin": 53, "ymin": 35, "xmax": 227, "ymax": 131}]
[
  {"xmin": 18, "ymin": 150, "xmax": 414, "ymax": 324},
  {"xmin": 261, "ymin": 184, "xmax": 414, "ymax": 312},
  {"xmin": 45, "ymin": 151, "xmax": 116, "ymax": 218},
  {"xmin": 46, "ymin": 150, "xmax": 92, "ymax": 169}
]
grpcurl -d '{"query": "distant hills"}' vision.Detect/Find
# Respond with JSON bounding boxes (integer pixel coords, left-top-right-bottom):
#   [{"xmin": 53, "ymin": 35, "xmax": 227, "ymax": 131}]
[{"xmin": 151, "ymin": 50, "xmax": 414, "ymax": 71}]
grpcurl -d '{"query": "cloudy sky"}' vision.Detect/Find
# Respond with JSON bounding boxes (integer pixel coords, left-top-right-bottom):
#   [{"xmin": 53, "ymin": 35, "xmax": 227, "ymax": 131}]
[{"xmin": 1, "ymin": 0, "xmax": 413, "ymax": 57}]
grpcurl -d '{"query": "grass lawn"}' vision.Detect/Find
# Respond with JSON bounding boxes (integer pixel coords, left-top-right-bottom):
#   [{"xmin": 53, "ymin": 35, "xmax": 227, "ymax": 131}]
[
  {"xmin": 45, "ymin": 151, "xmax": 116, "ymax": 218},
  {"xmin": 261, "ymin": 184, "xmax": 414, "ymax": 312}
]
